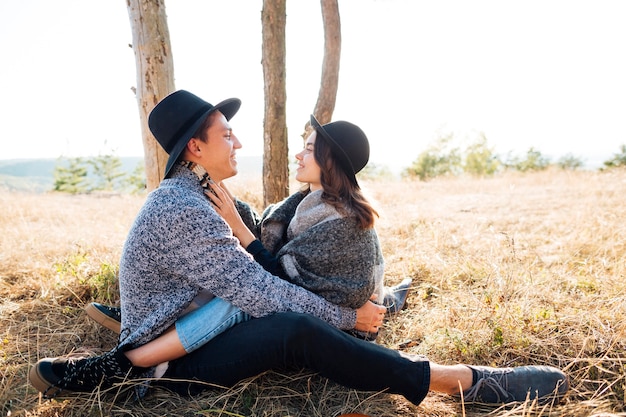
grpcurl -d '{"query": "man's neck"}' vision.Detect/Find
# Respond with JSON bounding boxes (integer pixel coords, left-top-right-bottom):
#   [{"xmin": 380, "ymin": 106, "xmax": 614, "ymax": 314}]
[{"xmin": 179, "ymin": 161, "xmax": 212, "ymax": 190}]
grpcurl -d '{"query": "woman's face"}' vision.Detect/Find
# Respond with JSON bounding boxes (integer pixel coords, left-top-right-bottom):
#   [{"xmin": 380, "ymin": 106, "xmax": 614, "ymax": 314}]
[{"xmin": 295, "ymin": 131, "xmax": 322, "ymax": 191}]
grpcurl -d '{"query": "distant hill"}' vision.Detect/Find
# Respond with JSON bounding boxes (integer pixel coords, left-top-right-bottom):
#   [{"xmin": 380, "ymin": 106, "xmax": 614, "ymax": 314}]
[
  {"xmin": 0, "ymin": 158, "xmax": 58, "ymax": 177},
  {"xmin": 0, "ymin": 156, "xmax": 263, "ymax": 193},
  {"xmin": 0, "ymin": 157, "xmax": 144, "ymax": 193}
]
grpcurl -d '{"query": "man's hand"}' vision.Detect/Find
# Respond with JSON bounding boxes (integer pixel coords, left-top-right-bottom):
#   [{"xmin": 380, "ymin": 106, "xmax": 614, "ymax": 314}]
[{"xmin": 354, "ymin": 296, "xmax": 386, "ymax": 333}]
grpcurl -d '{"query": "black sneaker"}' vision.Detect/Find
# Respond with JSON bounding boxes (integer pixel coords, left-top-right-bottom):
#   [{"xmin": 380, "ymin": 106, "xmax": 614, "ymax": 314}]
[
  {"xmin": 462, "ymin": 365, "xmax": 569, "ymax": 404},
  {"xmin": 29, "ymin": 349, "xmax": 135, "ymax": 398},
  {"xmin": 85, "ymin": 302, "xmax": 122, "ymax": 334}
]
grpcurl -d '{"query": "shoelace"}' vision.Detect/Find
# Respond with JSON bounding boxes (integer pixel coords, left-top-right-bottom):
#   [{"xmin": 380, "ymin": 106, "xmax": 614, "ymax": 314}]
[
  {"xmin": 46, "ymin": 352, "xmax": 120, "ymax": 398},
  {"xmin": 44, "ymin": 344, "xmax": 130, "ymax": 399},
  {"xmin": 462, "ymin": 374, "xmax": 512, "ymax": 403}
]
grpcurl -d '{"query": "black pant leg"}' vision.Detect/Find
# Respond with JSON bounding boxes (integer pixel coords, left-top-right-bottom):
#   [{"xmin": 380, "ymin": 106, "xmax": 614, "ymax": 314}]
[{"xmin": 159, "ymin": 312, "xmax": 430, "ymax": 405}]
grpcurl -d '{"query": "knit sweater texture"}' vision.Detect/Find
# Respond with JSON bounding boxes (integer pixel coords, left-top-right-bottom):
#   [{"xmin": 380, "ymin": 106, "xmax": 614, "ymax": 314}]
[{"xmin": 118, "ymin": 165, "xmax": 355, "ymax": 349}]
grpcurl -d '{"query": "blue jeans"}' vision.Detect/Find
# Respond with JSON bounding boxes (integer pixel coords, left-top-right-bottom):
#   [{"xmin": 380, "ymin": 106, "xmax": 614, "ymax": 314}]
[
  {"xmin": 160, "ymin": 312, "xmax": 431, "ymax": 405},
  {"xmin": 175, "ymin": 297, "xmax": 251, "ymax": 353}
]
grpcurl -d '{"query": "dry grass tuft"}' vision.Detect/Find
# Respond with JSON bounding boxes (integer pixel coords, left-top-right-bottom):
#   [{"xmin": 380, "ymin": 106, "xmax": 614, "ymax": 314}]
[{"xmin": 2, "ymin": 170, "xmax": 626, "ymax": 416}]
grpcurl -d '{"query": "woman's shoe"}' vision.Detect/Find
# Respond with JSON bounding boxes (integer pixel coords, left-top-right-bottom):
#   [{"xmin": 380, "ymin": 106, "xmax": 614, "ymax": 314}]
[{"xmin": 382, "ymin": 278, "xmax": 412, "ymax": 315}]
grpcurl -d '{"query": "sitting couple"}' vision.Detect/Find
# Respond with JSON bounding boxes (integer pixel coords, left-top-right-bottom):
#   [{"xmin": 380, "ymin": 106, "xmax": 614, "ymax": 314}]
[{"xmin": 29, "ymin": 90, "xmax": 569, "ymax": 407}]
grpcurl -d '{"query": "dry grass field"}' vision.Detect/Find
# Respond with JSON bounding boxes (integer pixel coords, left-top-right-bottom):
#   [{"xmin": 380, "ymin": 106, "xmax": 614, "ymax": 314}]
[{"xmin": 1, "ymin": 169, "xmax": 625, "ymax": 416}]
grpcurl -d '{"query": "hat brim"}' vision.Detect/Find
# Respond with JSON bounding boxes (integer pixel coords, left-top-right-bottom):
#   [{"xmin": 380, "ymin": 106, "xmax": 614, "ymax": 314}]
[
  {"xmin": 310, "ymin": 114, "xmax": 359, "ymax": 185},
  {"xmin": 164, "ymin": 98, "xmax": 241, "ymax": 178}
]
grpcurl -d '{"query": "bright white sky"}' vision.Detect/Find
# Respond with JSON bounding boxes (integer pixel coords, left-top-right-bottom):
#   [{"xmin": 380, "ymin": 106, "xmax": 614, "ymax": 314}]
[{"xmin": 1, "ymin": 0, "xmax": 625, "ymax": 169}]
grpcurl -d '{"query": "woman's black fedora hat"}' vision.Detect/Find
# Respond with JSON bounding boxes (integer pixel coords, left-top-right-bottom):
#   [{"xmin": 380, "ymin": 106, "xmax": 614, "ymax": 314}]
[
  {"xmin": 310, "ymin": 114, "xmax": 370, "ymax": 186},
  {"xmin": 148, "ymin": 90, "xmax": 241, "ymax": 179}
]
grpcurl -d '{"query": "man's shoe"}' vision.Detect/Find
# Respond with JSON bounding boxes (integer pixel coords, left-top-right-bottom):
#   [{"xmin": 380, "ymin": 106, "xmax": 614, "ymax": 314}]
[
  {"xmin": 85, "ymin": 302, "xmax": 122, "ymax": 334},
  {"xmin": 382, "ymin": 278, "xmax": 412, "ymax": 314},
  {"xmin": 29, "ymin": 349, "xmax": 135, "ymax": 398},
  {"xmin": 462, "ymin": 365, "xmax": 569, "ymax": 404}
]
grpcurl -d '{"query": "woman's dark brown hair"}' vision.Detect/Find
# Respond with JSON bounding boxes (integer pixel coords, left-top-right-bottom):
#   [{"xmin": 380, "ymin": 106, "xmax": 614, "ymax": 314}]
[{"xmin": 313, "ymin": 134, "xmax": 378, "ymax": 229}]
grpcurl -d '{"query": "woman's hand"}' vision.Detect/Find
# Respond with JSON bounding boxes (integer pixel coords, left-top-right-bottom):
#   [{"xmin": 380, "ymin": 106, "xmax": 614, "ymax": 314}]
[
  {"xmin": 205, "ymin": 182, "xmax": 256, "ymax": 247},
  {"xmin": 354, "ymin": 296, "xmax": 386, "ymax": 333}
]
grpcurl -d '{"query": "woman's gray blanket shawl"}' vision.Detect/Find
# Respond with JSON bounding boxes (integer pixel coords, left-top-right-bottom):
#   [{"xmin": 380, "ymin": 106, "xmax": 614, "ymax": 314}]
[{"xmin": 259, "ymin": 190, "xmax": 384, "ymax": 309}]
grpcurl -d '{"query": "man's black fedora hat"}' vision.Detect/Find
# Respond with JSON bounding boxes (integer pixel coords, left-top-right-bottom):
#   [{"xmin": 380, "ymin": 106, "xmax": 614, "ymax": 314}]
[
  {"xmin": 148, "ymin": 90, "xmax": 241, "ymax": 179},
  {"xmin": 310, "ymin": 114, "xmax": 370, "ymax": 186}
]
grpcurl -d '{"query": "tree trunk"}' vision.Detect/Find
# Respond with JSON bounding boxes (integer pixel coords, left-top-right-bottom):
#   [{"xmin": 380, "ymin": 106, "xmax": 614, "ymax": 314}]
[
  {"xmin": 127, "ymin": 0, "xmax": 175, "ymax": 191},
  {"xmin": 261, "ymin": 0, "xmax": 289, "ymax": 206},
  {"xmin": 310, "ymin": 0, "xmax": 341, "ymax": 129}
]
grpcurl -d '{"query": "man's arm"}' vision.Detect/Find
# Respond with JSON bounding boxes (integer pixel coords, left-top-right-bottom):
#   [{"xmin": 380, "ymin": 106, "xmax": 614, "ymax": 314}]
[{"xmin": 169, "ymin": 197, "xmax": 359, "ymax": 330}]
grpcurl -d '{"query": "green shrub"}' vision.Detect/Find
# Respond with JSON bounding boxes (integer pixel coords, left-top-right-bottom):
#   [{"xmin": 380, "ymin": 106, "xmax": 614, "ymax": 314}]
[
  {"xmin": 504, "ymin": 147, "xmax": 551, "ymax": 172},
  {"xmin": 88, "ymin": 153, "xmax": 126, "ymax": 191},
  {"xmin": 403, "ymin": 133, "xmax": 461, "ymax": 180},
  {"xmin": 53, "ymin": 157, "xmax": 89, "ymax": 194},
  {"xmin": 123, "ymin": 161, "xmax": 147, "ymax": 193},
  {"xmin": 602, "ymin": 144, "xmax": 626, "ymax": 169},
  {"xmin": 52, "ymin": 153, "xmax": 146, "ymax": 194},
  {"xmin": 463, "ymin": 133, "xmax": 500, "ymax": 176},
  {"xmin": 557, "ymin": 153, "xmax": 584, "ymax": 170}
]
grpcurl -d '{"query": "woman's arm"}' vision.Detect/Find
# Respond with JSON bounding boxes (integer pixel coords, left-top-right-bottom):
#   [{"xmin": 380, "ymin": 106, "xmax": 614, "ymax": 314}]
[
  {"xmin": 206, "ymin": 182, "xmax": 288, "ymax": 279},
  {"xmin": 245, "ymin": 240, "xmax": 287, "ymax": 279},
  {"xmin": 205, "ymin": 182, "xmax": 257, "ymax": 247}
]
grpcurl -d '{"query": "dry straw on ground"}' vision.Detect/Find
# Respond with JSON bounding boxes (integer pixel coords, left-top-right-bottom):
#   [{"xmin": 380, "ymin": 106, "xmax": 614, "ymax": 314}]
[{"xmin": 1, "ymin": 169, "xmax": 625, "ymax": 416}]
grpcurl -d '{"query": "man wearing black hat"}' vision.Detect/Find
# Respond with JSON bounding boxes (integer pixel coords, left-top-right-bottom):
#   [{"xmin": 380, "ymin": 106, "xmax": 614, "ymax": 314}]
[{"xmin": 29, "ymin": 90, "xmax": 569, "ymax": 406}]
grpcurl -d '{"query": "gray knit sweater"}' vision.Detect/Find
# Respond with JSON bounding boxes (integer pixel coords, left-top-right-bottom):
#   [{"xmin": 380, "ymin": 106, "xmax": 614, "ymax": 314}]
[{"xmin": 118, "ymin": 165, "xmax": 356, "ymax": 349}]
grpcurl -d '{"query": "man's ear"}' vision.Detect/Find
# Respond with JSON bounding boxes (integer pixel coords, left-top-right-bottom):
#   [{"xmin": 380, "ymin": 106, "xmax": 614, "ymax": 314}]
[{"xmin": 186, "ymin": 138, "xmax": 202, "ymax": 157}]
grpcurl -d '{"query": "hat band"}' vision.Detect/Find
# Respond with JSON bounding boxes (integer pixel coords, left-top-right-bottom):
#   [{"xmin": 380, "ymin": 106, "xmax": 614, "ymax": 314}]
[{"xmin": 166, "ymin": 104, "xmax": 212, "ymax": 153}]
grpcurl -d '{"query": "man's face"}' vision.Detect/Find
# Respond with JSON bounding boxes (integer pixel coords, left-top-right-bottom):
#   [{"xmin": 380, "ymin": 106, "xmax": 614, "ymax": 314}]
[{"xmin": 196, "ymin": 111, "xmax": 242, "ymax": 182}]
